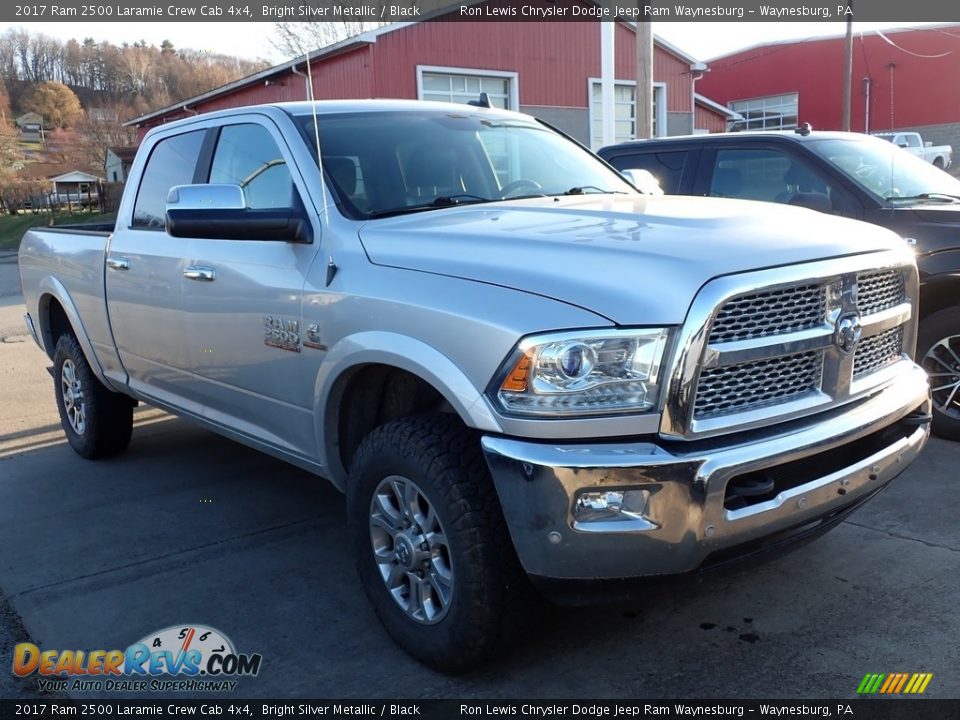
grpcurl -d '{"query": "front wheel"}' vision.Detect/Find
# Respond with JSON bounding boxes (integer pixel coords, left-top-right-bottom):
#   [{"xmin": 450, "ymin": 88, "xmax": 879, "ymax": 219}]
[
  {"xmin": 347, "ymin": 415, "xmax": 532, "ymax": 672},
  {"xmin": 52, "ymin": 334, "xmax": 134, "ymax": 458},
  {"xmin": 918, "ymin": 308, "xmax": 960, "ymax": 441}
]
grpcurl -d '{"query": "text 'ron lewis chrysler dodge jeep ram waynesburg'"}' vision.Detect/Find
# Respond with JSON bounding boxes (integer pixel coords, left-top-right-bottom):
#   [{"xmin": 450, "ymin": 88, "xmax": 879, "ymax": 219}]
[{"xmin": 19, "ymin": 101, "xmax": 931, "ymax": 670}]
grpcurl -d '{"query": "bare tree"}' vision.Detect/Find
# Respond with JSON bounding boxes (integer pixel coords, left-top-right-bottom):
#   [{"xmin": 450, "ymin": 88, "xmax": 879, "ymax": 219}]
[
  {"xmin": 271, "ymin": 22, "xmax": 392, "ymax": 59},
  {"xmin": 65, "ymin": 103, "xmax": 138, "ymax": 173}
]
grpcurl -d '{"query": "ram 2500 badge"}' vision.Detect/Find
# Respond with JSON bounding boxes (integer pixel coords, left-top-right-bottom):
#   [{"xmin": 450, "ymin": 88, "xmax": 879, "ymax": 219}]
[{"xmin": 19, "ymin": 101, "xmax": 931, "ymax": 671}]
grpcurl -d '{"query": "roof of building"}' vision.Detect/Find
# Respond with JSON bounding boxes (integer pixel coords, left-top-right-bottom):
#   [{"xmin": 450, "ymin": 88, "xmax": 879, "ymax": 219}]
[
  {"xmin": 704, "ymin": 22, "xmax": 960, "ymax": 62},
  {"xmin": 107, "ymin": 146, "xmax": 138, "ymax": 162},
  {"xmin": 125, "ymin": 12, "xmax": 706, "ymax": 128},
  {"xmin": 694, "ymin": 93, "xmax": 743, "ymax": 120}
]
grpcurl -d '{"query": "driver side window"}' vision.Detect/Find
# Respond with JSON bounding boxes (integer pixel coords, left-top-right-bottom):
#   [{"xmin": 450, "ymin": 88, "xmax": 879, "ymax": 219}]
[
  {"xmin": 209, "ymin": 124, "xmax": 299, "ymax": 210},
  {"xmin": 710, "ymin": 147, "xmax": 856, "ymax": 217}
]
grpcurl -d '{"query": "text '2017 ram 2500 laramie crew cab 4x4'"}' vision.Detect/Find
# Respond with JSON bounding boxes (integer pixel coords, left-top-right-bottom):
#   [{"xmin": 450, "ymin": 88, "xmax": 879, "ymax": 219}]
[{"xmin": 19, "ymin": 101, "xmax": 931, "ymax": 671}]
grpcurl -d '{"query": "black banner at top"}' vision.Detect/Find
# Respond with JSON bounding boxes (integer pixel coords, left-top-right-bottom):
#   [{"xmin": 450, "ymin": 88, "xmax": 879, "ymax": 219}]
[{"xmin": 2, "ymin": 0, "xmax": 960, "ymax": 23}]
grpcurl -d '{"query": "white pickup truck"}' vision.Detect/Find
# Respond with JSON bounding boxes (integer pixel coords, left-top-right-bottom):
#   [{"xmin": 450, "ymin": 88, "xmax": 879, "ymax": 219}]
[
  {"xmin": 874, "ymin": 131, "xmax": 953, "ymax": 169},
  {"xmin": 18, "ymin": 100, "xmax": 931, "ymax": 670}
]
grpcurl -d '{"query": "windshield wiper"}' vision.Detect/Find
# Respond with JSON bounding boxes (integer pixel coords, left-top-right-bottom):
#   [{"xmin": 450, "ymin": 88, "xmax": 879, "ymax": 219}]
[
  {"xmin": 557, "ymin": 186, "xmax": 629, "ymax": 196},
  {"xmin": 884, "ymin": 192, "xmax": 960, "ymax": 204},
  {"xmin": 367, "ymin": 194, "xmax": 494, "ymax": 218}
]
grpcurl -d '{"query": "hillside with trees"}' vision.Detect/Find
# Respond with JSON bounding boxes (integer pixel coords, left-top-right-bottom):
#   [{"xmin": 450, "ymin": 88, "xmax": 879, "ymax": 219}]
[{"xmin": 0, "ymin": 29, "xmax": 269, "ymax": 213}]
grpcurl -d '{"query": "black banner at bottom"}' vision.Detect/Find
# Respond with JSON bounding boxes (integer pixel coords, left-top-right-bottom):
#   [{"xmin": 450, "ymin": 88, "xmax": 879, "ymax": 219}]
[{"xmin": 2, "ymin": 699, "xmax": 958, "ymax": 720}]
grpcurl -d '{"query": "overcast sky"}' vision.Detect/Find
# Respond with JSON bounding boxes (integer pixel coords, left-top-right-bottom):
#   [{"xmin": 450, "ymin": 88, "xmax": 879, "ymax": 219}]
[{"xmin": 0, "ymin": 20, "xmax": 943, "ymax": 66}]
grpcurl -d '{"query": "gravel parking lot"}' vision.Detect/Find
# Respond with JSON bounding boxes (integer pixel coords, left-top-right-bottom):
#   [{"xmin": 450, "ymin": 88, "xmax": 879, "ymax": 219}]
[{"xmin": 1, "ymin": 251, "xmax": 957, "ymax": 700}]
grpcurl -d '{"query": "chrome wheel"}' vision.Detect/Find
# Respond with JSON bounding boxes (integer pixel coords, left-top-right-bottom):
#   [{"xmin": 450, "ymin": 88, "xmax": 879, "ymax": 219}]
[
  {"xmin": 922, "ymin": 334, "xmax": 960, "ymax": 419},
  {"xmin": 369, "ymin": 475, "xmax": 454, "ymax": 625},
  {"xmin": 60, "ymin": 359, "xmax": 86, "ymax": 435}
]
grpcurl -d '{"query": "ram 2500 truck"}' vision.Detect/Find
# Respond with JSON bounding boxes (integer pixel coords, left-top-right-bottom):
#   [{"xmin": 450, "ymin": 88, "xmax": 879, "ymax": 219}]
[{"xmin": 19, "ymin": 101, "xmax": 931, "ymax": 671}]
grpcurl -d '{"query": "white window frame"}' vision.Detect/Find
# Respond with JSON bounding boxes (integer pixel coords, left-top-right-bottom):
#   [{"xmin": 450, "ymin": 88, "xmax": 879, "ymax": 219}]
[
  {"xmin": 729, "ymin": 92, "xmax": 799, "ymax": 131},
  {"xmin": 587, "ymin": 78, "xmax": 667, "ymax": 150},
  {"xmin": 416, "ymin": 65, "xmax": 520, "ymax": 111}
]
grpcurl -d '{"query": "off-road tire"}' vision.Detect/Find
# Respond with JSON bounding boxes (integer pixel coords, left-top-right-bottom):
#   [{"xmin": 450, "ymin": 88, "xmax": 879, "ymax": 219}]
[
  {"xmin": 347, "ymin": 414, "xmax": 533, "ymax": 672},
  {"xmin": 52, "ymin": 333, "xmax": 134, "ymax": 458}
]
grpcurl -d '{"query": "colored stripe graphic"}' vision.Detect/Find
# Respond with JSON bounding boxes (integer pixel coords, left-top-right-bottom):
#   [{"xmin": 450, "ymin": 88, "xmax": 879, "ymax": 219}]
[{"xmin": 857, "ymin": 672, "xmax": 932, "ymax": 694}]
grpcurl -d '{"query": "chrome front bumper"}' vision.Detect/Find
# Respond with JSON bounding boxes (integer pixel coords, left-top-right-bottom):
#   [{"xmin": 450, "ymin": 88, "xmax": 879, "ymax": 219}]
[{"xmin": 482, "ymin": 365, "xmax": 931, "ymax": 581}]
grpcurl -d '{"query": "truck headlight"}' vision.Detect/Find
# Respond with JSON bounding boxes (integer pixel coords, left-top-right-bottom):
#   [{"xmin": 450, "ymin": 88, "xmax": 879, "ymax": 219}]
[{"xmin": 492, "ymin": 329, "xmax": 671, "ymax": 417}]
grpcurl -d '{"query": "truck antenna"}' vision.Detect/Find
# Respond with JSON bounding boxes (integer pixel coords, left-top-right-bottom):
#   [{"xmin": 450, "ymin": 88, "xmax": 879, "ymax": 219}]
[{"xmin": 304, "ymin": 49, "xmax": 328, "ymax": 225}]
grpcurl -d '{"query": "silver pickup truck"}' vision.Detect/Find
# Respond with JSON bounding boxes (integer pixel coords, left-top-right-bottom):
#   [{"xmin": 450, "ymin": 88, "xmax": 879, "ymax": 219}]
[{"xmin": 19, "ymin": 100, "xmax": 931, "ymax": 671}]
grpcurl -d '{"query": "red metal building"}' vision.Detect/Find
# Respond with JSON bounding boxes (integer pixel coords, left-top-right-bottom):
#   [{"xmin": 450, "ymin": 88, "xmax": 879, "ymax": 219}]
[
  {"xmin": 128, "ymin": 17, "xmax": 730, "ymax": 149},
  {"xmin": 697, "ymin": 24, "xmax": 960, "ymax": 149}
]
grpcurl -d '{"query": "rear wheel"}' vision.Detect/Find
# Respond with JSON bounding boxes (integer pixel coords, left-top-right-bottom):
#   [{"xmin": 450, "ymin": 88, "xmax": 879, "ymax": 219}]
[
  {"xmin": 347, "ymin": 414, "xmax": 532, "ymax": 672},
  {"xmin": 53, "ymin": 334, "xmax": 134, "ymax": 458},
  {"xmin": 934, "ymin": 157, "xmax": 945, "ymax": 169},
  {"xmin": 918, "ymin": 309, "xmax": 960, "ymax": 441}
]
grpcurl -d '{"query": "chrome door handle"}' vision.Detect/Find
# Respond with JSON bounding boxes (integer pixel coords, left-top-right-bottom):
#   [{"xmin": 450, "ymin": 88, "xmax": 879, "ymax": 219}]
[
  {"xmin": 106, "ymin": 256, "xmax": 130, "ymax": 271},
  {"xmin": 183, "ymin": 265, "xmax": 216, "ymax": 281}
]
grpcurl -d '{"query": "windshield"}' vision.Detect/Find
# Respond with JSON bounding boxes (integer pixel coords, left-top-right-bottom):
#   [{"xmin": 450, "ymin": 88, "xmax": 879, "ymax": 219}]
[
  {"xmin": 810, "ymin": 135, "xmax": 960, "ymax": 203},
  {"xmin": 294, "ymin": 110, "xmax": 634, "ymax": 219}
]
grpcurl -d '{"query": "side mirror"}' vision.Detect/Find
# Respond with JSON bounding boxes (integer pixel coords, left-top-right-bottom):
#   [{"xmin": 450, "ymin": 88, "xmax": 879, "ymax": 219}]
[
  {"xmin": 896, "ymin": 141, "xmax": 909, "ymax": 149},
  {"xmin": 165, "ymin": 184, "xmax": 312, "ymax": 244},
  {"xmin": 620, "ymin": 168, "xmax": 664, "ymax": 196}
]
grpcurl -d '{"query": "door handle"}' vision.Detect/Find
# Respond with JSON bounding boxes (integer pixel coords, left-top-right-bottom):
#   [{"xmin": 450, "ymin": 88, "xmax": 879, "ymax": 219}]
[
  {"xmin": 106, "ymin": 256, "xmax": 130, "ymax": 271},
  {"xmin": 183, "ymin": 265, "xmax": 216, "ymax": 281}
]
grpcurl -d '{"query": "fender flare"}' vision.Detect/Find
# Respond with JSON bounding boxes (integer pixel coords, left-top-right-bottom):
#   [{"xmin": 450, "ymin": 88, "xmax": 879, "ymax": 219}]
[
  {"xmin": 36, "ymin": 276, "xmax": 110, "ymax": 387},
  {"xmin": 314, "ymin": 331, "xmax": 504, "ymax": 488}
]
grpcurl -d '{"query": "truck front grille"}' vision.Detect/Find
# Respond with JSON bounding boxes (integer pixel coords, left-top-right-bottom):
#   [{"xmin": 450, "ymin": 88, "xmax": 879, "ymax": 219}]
[
  {"xmin": 854, "ymin": 326, "xmax": 904, "ymax": 378},
  {"xmin": 695, "ymin": 351, "xmax": 823, "ymax": 418},
  {"xmin": 857, "ymin": 269, "xmax": 905, "ymax": 316},
  {"xmin": 685, "ymin": 261, "xmax": 914, "ymax": 431},
  {"xmin": 709, "ymin": 284, "xmax": 826, "ymax": 343}
]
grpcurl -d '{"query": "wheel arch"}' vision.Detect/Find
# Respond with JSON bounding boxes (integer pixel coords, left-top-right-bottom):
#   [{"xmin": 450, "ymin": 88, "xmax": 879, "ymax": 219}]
[
  {"xmin": 919, "ymin": 271, "xmax": 960, "ymax": 323},
  {"xmin": 35, "ymin": 278, "xmax": 109, "ymax": 386},
  {"xmin": 315, "ymin": 332, "xmax": 504, "ymax": 490}
]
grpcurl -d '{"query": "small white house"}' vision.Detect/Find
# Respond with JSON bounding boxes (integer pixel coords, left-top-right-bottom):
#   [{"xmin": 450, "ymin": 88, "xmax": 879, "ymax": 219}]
[
  {"xmin": 48, "ymin": 170, "xmax": 102, "ymax": 205},
  {"xmin": 105, "ymin": 146, "xmax": 137, "ymax": 183}
]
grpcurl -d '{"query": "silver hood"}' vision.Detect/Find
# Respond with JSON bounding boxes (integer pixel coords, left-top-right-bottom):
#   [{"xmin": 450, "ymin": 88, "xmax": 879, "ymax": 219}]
[{"xmin": 359, "ymin": 195, "xmax": 906, "ymax": 325}]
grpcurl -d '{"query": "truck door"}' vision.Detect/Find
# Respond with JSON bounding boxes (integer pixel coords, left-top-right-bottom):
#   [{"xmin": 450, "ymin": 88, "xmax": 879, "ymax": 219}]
[
  {"xmin": 105, "ymin": 128, "xmax": 207, "ymax": 407},
  {"xmin": 179, "ymin": 120, "xmax": 322, "ymax": 458}
]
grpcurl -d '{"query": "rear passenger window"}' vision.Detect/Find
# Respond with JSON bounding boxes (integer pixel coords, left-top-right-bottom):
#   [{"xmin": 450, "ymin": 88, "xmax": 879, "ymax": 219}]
[
  {"xmin": 607, "ymin": 150, "xmax": 689, "ymax": 194},
  {"xmin": 209, "ymin": 124, "xmax": 299, "ymax": 210},
  {"xmin": 132, "ymin": 130, "xmax": 206, "ymax": 229}
]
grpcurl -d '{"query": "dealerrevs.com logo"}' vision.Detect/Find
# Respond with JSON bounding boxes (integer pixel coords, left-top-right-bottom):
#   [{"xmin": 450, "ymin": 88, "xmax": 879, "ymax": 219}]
[{"xmin": 12, "ymin": 624, "xmax": 262, "ymax": 693}]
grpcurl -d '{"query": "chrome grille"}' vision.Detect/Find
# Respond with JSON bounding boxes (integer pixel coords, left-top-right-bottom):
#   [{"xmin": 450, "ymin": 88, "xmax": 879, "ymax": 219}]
[
  {"xmin": 709, "ymin": 284, "xmax": 826, "ymax": 343},
  {"xmin": 694, "ymin": 351, "xmax": 823, "ymax": 419},
  {"xmin": 857, "ymin": 269, "xmax": 905, "ymax": 316},
  {"xmin": 854, "ymin": 326, "xmax": 904, "ymax": 377}
]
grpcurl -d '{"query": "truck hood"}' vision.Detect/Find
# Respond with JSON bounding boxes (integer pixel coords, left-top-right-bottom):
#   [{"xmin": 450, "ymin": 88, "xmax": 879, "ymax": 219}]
[{"xmin": 358, "ymin": 195, "xmax": 904, "ymax": 325}]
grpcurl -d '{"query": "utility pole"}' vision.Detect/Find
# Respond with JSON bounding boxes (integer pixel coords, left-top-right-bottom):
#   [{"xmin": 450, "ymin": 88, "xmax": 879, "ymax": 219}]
[
  {"xmin": 841, "ymin": 3, "xmax": 853, "ymax": 131},
  {"xmin": 600, "ymin": 22, "xmax": 615, "ymax": 148},
  {"xmin": 635, "ymin": 19, "xmax": 654, "ymax": 139}
]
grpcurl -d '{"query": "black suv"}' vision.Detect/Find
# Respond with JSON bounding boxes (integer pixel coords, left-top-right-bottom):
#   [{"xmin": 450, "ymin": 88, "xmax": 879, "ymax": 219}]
[{"xmin": 600, "ymin": 128, "xmax": 960, "ymax": 440}]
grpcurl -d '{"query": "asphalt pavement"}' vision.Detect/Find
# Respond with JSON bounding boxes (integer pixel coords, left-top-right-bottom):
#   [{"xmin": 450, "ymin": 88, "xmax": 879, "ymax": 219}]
[{"xmin": 0, "ymin": 253, "xmax": 957, "ymax": 700}]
